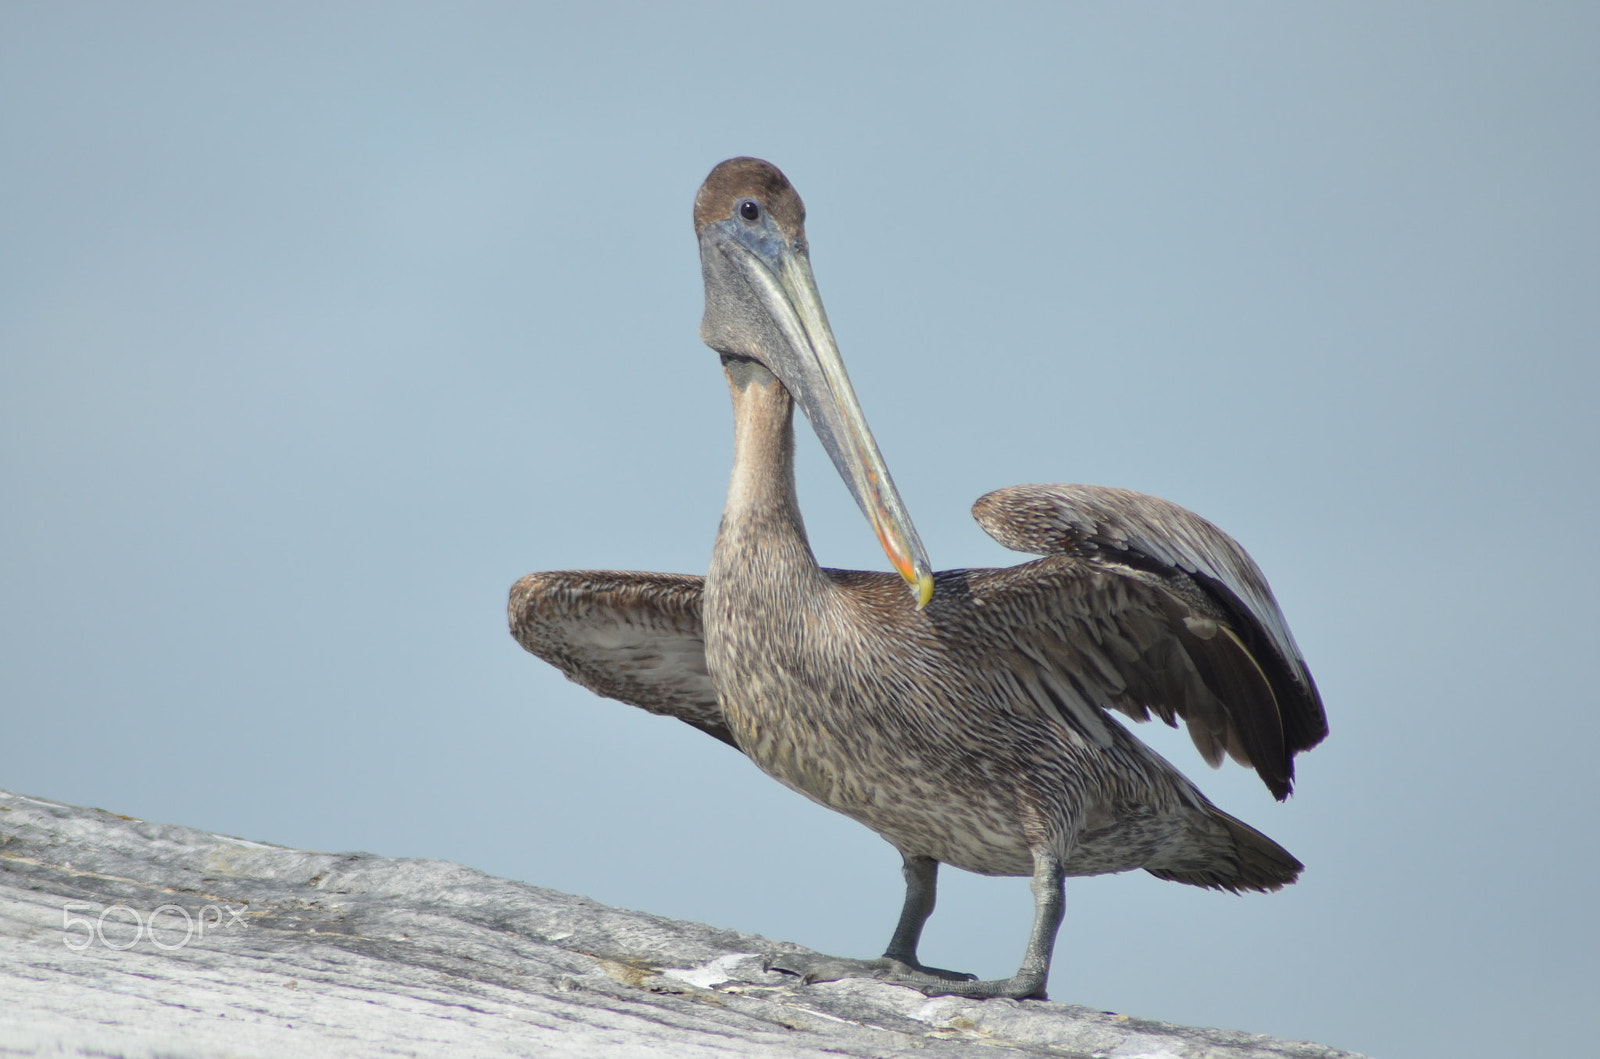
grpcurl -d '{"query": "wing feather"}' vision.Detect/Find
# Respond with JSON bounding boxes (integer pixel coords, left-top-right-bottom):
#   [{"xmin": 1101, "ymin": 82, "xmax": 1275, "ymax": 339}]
[
  {"xmin": 507, "ymin": 570, "xmax": 736, "ymax": 748},
  {"xmin": 969, "ymin": 484, "xmax": 1327, "ymax": 798}
]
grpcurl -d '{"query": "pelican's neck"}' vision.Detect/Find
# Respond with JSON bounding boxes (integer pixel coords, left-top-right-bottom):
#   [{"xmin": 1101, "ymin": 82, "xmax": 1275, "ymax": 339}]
[{"xmin": 710, "ymin": 359, "xmax": 819, "ymax": 588}]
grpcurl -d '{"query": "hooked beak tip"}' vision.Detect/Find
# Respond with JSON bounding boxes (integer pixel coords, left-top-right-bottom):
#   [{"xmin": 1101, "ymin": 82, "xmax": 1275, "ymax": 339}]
[{"xmin": 875, "ymin": 522, "xmax": 933, "ymax": 609}]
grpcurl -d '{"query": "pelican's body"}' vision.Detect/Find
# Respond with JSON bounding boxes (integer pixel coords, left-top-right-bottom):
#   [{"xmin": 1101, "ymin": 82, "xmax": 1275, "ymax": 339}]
[
  {"xmin": 707, "ymin": 370, "xmax": 1260, "ymax": 885},
  {"xmin": 512, "ymin": 158, "xmax": 1326, "ymax": 1000}
]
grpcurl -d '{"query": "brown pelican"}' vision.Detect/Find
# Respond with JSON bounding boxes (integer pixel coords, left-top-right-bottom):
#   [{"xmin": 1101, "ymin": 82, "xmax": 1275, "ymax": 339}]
[{"xmin": 510, "ymin": 157, "xmax": 1326, "ymax": 1000}]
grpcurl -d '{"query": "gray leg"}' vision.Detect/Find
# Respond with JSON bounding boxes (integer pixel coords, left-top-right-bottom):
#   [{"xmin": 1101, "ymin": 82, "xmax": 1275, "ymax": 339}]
[
  {"xmin": 882, "ymin": 853, "xmax": 937, "ymax": 962},
  {"xmin": 916, "ymin": 847, "xmax": 1064, "ymax": 1000},
  {"xmin": 764, "ymin": 853, "xmax": 974, "ymax": 985},
  {"xmin": 878, "ymin": 854, "xmax": 973, "ymax": 980}
]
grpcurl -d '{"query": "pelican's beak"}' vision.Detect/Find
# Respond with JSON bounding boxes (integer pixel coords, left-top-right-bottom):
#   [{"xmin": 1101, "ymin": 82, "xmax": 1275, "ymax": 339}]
[{"xmin": 700, "ymin": 220, "xmax": 935, "ymax": 609}]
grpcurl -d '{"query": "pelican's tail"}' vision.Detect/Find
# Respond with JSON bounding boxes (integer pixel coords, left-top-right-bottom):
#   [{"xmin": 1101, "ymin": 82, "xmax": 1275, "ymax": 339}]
[{"xmin": 1145, "ymin": 809, "xmax": 1303, "ymax": 893}]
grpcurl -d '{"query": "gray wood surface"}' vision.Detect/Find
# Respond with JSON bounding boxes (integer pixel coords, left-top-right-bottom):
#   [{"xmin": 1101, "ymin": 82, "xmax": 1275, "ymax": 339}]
[{"xmin": 0, "ymin": 789, "xmax": 1363, "ymax": 1058}]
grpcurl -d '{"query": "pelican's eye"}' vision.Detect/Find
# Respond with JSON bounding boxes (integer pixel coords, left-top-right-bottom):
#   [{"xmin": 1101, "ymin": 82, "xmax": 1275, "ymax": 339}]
[{"xmin": 739, "ymin": 199, "xmax": 760, "ymax": 221}]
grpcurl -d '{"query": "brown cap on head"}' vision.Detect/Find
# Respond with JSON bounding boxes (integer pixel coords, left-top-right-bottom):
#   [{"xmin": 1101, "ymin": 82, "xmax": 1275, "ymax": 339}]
[{"xmin": 693, "ymin": 157, "xmax": 806, "ymax": 238}]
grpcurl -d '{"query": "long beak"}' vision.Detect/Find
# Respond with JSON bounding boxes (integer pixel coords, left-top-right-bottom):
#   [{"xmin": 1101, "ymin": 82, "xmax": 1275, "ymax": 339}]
[{"xmin": 703, "ymin": 224, "xmax": 935, "ymax": 609}]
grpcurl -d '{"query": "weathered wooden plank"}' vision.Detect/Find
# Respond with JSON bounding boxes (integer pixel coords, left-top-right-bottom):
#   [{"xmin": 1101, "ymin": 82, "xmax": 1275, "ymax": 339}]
[{"xmin": 0, "ymin": 790, "xmax": 1361, "ymax": 1058}]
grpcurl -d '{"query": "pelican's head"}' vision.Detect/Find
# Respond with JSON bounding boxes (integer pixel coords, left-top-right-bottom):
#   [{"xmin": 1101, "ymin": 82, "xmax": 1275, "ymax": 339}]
[{"xmin": 694, "ymin": 157, "xmax": 933, "ymax": 609}]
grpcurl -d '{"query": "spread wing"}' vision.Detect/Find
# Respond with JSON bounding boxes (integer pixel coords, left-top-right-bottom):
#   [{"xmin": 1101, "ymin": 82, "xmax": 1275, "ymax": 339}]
[
  {"xmin": 507, "ymin": 570, "xmax": 736, "ymax": 748},
  {"xmin": 970, "ymin": 484, "xmax": 1327, "ymax": 799}
]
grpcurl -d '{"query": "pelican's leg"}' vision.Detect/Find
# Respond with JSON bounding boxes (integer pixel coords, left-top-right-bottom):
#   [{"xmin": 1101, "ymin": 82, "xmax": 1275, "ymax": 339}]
[
  {"xmin": 915, "ymin": 847, "xmax": 1064, "ymax": 1000},
  {"xmin": 883, "ymin": 852, "xmax": 937, "ymax": 963},
  {"xmin": 763, "ymin": 853, "xmax": 975, "ymax": 986},
  {"xmin": 878, "ymin": 854, "xmax": 974, "ymax": 980},
  {"xmin": 765, "ymin": 850, "xmax": 1061, "ymax": 998}
]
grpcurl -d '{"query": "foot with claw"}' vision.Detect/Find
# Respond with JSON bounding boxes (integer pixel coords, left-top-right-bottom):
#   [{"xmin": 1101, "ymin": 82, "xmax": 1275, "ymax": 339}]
[
  {"xmin": 761, "ymin": 850, "xmax": 1062, "ymax": 1001},
  {"xmin": 765, "ymin": 952, "xmax": 1049, "ymax": 999},
  {"xmin": 764, "ymin": 952, "xmax": 975, "ymax": 986}
]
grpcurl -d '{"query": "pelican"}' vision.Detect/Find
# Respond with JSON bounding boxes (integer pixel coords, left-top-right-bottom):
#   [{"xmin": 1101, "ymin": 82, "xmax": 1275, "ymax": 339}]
[{"xmin": 510, "ymin": 157, "xmax": 1326, "ymax": 1000}]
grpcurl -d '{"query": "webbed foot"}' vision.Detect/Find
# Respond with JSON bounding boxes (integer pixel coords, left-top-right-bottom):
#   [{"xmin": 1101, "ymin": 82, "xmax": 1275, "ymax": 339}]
[
  {"xmin": 763, "ymin": 951, "xmax": 976, "ymax": 987},
  {"xmin": 909, "ymin": 969, "xmax": 1048, "ymax": 1000}
]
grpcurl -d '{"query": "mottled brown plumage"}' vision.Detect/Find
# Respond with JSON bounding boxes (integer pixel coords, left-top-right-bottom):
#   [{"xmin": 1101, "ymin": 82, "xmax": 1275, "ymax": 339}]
[
  {"xmin": 509, "ymin": 570, "xmax": 730, "ymax": 747},
  {"xmin": 510, "ymin": 157, "xmax": 1326, "ymax": 1001}
]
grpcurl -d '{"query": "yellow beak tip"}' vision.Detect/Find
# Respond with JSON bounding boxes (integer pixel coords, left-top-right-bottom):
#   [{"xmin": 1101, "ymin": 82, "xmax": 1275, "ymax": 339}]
[{"xmin": 914, "ymin": 572, "xmax": 935, "ymax": 610}]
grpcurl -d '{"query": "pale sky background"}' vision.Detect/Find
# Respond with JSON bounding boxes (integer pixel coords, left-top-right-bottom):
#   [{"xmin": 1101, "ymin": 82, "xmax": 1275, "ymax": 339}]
[{"xmin": 3, "ymin": 4, "xmax": 1596, "ymax": 1057}]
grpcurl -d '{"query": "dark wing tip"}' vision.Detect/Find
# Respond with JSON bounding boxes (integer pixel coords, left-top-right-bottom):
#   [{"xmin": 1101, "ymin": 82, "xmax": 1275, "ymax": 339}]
[
  {"xmin": 693, "ymin": 157, "xmax": 806, "ymax": 237},
  {"xmin": 976, "ymin": 483, "xmax": 1326, "ymax": 800}
]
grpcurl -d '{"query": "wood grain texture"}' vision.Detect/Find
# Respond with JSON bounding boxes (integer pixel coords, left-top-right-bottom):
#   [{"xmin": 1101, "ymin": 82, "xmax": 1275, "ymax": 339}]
[{"xmin": 0, "ymin": 788, "xmax": 1364, "ymax": 1058}]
